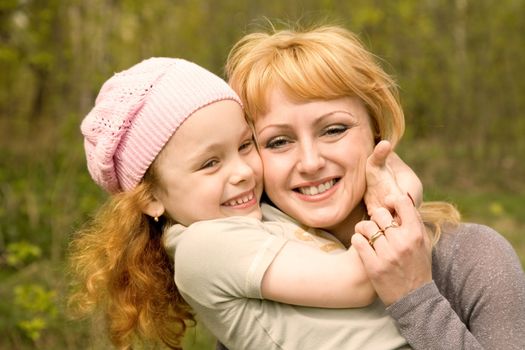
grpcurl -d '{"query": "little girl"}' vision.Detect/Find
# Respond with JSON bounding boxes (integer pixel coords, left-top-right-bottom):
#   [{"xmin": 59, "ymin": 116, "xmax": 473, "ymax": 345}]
[{"xmin": 70, "ymin": 57, "xmax": 417, "ymax": 349}]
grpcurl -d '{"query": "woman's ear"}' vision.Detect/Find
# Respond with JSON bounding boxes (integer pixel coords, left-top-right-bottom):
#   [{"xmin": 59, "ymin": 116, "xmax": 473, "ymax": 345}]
[{"xmin": 142, "ymin": 196, "xmax": 165, "ymax": 219}]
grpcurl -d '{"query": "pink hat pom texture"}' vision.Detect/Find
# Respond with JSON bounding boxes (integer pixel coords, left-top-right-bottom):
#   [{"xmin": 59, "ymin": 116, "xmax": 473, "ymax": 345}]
[{"xmin": 81, "ymin": 57, "xmax": 242, "ymax": 193}]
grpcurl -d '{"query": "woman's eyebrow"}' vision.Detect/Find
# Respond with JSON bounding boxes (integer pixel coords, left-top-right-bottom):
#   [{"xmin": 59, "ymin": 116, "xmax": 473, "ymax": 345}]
[
  {"xmin": 318, "ymin": 110, "xmax": 356, "ymax": 119},
  {"xmin": 257, "ymin": 110, "xmax": 357, "ymax": 134},
  {"xmin": 256, "ymin": 122, "xmax": 292, "ymax": 134}
]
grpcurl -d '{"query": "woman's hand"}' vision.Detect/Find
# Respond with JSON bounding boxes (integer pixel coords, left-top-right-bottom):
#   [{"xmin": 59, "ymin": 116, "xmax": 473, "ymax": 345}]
[{"xmin": 352, "ymin": 195, "xmax": 432, "ymax": 306}]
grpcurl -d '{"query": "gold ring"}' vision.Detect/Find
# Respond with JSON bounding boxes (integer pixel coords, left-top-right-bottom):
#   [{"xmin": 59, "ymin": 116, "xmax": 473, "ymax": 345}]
[
  {"xmin": 383, "ymin": 220, "xmax": 400, "ymax": 232},
  {"xmin": 368, "ymin": 230, "xmax": 384, "ymax": 246}
]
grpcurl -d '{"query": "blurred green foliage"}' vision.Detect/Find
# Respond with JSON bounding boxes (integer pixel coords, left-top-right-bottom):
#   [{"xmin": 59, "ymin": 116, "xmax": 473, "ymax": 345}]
[
  {"xmin": 0, "ymin": 0, "xmax": 524, "ymax": 349},
  {"xmin": 14, "ymin": 284, "xmax": 58, "ymax": 341},
  {"xmin": 6, "ymin": 241, "xmax": 41, "ymax": 267}
]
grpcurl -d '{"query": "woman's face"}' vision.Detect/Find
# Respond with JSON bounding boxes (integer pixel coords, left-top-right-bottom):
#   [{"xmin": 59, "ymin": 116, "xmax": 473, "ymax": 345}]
[{"xmin": 254, "ymin": 89, "xmax": 375, "ymax": 239}]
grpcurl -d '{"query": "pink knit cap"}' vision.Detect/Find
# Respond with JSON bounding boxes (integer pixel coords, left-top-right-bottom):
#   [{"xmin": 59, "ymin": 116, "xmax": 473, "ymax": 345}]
[{"xmin": 81, "ymin": 57, "xmax": 242, "ymax": 193}]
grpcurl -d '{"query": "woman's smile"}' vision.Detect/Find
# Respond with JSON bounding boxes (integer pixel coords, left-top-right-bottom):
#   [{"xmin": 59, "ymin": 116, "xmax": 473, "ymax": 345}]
[{"xmin": 293, "ymin": 178, "xmax": 340, "ymax": 198}]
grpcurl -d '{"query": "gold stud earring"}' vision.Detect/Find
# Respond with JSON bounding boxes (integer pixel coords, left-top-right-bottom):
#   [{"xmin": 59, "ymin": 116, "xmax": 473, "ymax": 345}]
[{"xmin": 154, "ymin": 216, "xmax": 159, "ymax": 222}]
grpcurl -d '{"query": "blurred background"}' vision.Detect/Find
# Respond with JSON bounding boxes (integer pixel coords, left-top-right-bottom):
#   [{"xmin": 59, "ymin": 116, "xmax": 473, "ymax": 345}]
[{"xmin": 1, "ymin": 0, "xmax": 524, "ymax": 349}]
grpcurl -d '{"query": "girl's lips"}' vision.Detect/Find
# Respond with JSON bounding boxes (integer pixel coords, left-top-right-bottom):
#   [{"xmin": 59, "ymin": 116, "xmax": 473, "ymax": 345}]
[
  {"xmin": 222, "ymin": 189, "xmax": 258, "ymax": 209},
  {"xmin": 225, "ymin": 195, "xmax": 258, "ymax": 209}
]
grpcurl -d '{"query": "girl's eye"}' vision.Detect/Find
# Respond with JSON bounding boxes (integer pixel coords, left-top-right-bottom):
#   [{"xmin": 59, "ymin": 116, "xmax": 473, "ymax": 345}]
[
  {"xmin": 200, "ymin": 159, "xmax": 219, "ymax": 170},
  {"xmin": 322, "ymin": 124, "xmax": 349, "ymax": 136},
  {"xmin": 265, "ymin": 136, "xmax": 290, "ymax": 149},
  {"xmin": 239, "ymin": 139, "xmax": 254, "ymax": 152}
]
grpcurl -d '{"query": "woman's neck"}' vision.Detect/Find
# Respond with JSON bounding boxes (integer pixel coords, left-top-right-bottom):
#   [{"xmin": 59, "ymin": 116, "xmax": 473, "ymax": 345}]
[{"xmin": 326, "ymin": 201, "xmax": 368, "ymax": 248}]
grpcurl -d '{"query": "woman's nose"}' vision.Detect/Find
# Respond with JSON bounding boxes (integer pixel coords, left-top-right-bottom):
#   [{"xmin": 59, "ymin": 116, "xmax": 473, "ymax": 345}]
[{"xmin": 296, "ymin": 141, "xmax": 326, "ymax": 174}]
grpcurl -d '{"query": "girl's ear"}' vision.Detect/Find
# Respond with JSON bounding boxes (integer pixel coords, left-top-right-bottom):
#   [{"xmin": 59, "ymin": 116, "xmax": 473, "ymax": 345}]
[{"xmin": 142, "ymin": 195, "xmax": 165, "ymax": 219}]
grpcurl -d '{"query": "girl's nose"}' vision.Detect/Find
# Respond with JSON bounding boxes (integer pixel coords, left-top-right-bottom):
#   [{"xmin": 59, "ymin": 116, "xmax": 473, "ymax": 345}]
[{"xmin": 229, "ymin": 157, "xmax": 255, "ymax": 185}]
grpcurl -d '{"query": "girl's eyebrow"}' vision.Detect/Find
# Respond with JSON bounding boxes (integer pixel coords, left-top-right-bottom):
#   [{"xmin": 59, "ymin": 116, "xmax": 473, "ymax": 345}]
[
  {"xmin": 241, "ymin": 125, "xmax": 254, "ymax": 138},
  {"xmin": 184, "ymin": 142, "xmax": 220, "ymax": 167},
  {"xmin": 189, "ymin": 124, "xmax": 254, "ymax": 164}
]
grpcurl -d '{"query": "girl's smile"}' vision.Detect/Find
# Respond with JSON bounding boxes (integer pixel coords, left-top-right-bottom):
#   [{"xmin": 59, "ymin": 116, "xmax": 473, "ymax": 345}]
[{"xmin": 222, "ymin": 189, "xmax": 258, "ymax": 209}]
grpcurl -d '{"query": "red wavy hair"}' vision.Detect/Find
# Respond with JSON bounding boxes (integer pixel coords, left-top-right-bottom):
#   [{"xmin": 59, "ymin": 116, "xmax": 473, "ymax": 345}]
[{"xmin": 68, "ymin": 170, "xmax": 194, "ymax": 349}]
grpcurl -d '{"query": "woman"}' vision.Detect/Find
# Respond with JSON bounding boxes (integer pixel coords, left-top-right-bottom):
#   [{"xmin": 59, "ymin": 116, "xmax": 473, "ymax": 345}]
[{"xmin": 224, "ymin": 24, "xmax": 525, "ymax": 349}]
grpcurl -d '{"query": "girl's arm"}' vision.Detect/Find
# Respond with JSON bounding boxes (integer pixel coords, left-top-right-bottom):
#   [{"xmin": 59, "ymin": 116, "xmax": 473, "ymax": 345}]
[
  {"xmin": 261, "ymin": 243, "xmax": 374, "ymax": 308},
  {"xmin": 170, "ymin": 218, "xmax": 374, "ymax": 309}
]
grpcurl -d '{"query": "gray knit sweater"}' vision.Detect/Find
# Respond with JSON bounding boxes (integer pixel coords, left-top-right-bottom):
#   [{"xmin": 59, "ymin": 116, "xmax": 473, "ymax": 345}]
[
  {"xmin": 386, "ymin": 223, "xmax": 525, "ymax": 349},
  {"xmin": 216, "ymin": 223, "xmax": 525, "ymax": 349}
]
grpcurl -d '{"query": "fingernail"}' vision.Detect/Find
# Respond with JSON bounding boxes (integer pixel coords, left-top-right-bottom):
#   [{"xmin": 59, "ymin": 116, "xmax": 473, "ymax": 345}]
[{"xmin": 406, "ymin": 192, "xmax": 415, "ymax": 207}]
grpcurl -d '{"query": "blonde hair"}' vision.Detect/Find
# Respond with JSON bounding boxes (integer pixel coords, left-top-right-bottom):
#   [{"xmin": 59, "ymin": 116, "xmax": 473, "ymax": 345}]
[
  {"xmin": 227, "ymin": 25, "xmax": 404, "ymax": 146},
  {"xmin": 68, "ymin": 170, "xmax": 193, "ymax": 349},
  {"xmin": 226, "ymin": 24, "xmax": 459, "ymax": 242}
]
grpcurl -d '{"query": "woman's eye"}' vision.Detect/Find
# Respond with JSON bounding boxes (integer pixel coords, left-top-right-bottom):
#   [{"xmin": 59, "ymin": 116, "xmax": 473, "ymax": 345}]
[
  {"xmin": 200, "ymin": 159, "xmax": 219, "ymax": 170},
  {"xmin": 323, "ymin": 125, "xmax": 348, "ymax": 136},
  {"xmin": 265, "ymin": 136, "xmax": 290, "ymax": 149}
]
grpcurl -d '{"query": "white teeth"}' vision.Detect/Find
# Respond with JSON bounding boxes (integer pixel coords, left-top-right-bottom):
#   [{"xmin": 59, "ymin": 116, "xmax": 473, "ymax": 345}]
[
  {"xmin": 225, "ymin": 192, "xmax": 254, "ymax": 206},
  {"xmin": 298, "ymin": 179, "xmax": 336, "ymax": 196}
]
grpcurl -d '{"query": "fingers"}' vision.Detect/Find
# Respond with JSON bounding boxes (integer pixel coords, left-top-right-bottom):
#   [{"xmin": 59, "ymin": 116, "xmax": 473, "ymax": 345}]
[
  {"xmin": 363, "ymin": 195, "xmax": 419, "ymax": 251},
  {"xmin": 370, "ymin": 207, "xmax": 399, "ymax": 233},
  {"xmin": 392, "ymin": 194, "xmax": 420, "ymax": 227},
  {"xmin": 354, "ymin": 194, "xmax": 432, "ymax": 306},
  {"xmin": 355, "ymin": 220, "xmax": 388, "ymax": 251},
  {"xmin": 381, "ymin": 194, "xmax": 430, "ymax": 252},
  {"xmin": 353, "ymin": 222, "xmax": 383, "ymax": 270},
  {"xmin": 351, "ymin": 232, "xmax": 377, "ymax": 264},
  {"xmin": 364, "ymin": 140, "xmax": 398, "ymax": 216},
  {"xmin": 386, "ymin": 150, "xmax": 423, "ymax": 207},
  {"xmin": 383, "ymin": 193, "xmax": 416, "ymax": 221},
  {"xmin": 368, "ymin": 140, "xmax": 392, "ymax": 168}
]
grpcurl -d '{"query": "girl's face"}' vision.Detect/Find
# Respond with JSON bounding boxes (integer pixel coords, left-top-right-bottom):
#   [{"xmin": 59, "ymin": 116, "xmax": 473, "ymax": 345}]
[
  {"xmin": 152, "ymin": 100, "xmax": 263, "ymax": 226},
  {"xmin": 254, "ymin": 90, "xmax": 374, "ymax": 240}
]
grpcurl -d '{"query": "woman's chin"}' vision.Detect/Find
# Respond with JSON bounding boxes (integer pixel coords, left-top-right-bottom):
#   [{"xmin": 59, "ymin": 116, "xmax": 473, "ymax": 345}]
[{"xmin": 295, "ymin": 212, "xmax": 344, "ymax": 231}]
